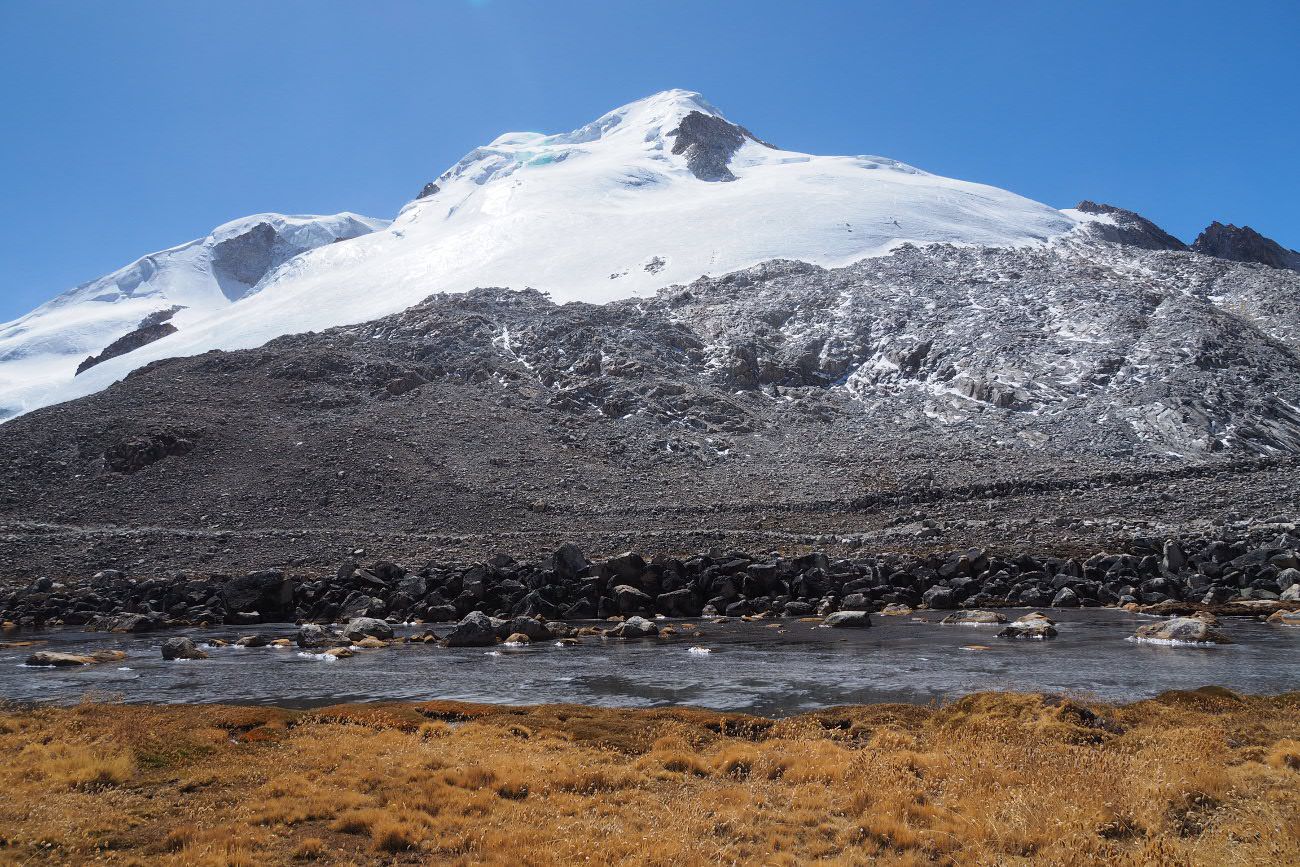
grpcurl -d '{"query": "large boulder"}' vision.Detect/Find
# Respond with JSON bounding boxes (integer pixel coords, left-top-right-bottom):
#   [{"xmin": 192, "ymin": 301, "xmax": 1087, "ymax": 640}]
[
  {"xmin": 221, "ymin": 570, "xmax": 294, "ymax": 620},
  {"xmin": 88, "ymin": 612, "xmax": 163, "ymax": 633},
  {"xmin": 26, "ymin": 650, "xmax": 127, "ymax": 667},
  {"xmin": 608, "ymin": 616, "xmax": 659, "ymax": 638},
  {"xmin": 940, "ymin": 610, "xmax": 1007, "ymax": 625},
  {"xmin": 1133, "ymin": 617, "xmax": 1231, "ymax": 644},
  {"xmin": 1266, "ymin": 609, "xmax": 1300, "ymax": 626},
  {"xmin": 997, "ymin": 612, "xmax": 1058, "ymax": 640},
  {"xmin": 341, "ymin": 617, "xmax": 394, "ymax": 642},
  {"xmin": 921, "ymin": 587, "xmax": 954, "ymax": 610},
  {"xmin": 550, "ymin": 543, "xmax": 589, "ymax": 580},
  {"xmin": 824, "ymin": 610, "xmax": 872, "ymax": 628},
  {"xmin": 501, "ymin": 617, "xmax": 551, "ymax": 642},
  {"xmin": 444, "ymin": 611, "xmax": 500, "ymax": 647},
  {"xmin": 1051, "ymin": 587, "xmax": 1080, "ymax": 608},
  {"xmin": 161, "ymin": 637, "xmax": 208, "ymax": 660},
  {"xmin": 296, "ymin": 623, "xmax": 339, "ymax": 649},
  {"xmin": 613, "ymin": 584, "xmax": 654, "ymax": 614}
]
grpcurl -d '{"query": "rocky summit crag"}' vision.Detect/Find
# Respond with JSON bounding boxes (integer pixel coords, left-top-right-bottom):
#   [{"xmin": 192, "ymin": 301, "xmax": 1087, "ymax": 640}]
[{"xmin": 3, "ymin": 228, "xmax": 1300, "ymax": 583}]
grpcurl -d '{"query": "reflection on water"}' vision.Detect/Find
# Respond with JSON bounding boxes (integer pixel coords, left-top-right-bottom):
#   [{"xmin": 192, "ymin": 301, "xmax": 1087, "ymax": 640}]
[{"xmin": 1, "ymin": 609, "xmax": 1296, "ymax": 715}]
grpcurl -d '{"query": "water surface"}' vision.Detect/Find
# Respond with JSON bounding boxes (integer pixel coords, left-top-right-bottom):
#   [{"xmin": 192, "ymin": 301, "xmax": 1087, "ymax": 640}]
[{"xmin": 2, "ymin": 609, "xmax": 1296, "ymax": 715}]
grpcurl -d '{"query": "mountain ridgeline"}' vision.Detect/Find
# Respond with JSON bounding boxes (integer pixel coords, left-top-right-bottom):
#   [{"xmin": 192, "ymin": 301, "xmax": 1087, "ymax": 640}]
[{"xmin": 1, "ymin": 90, "xmax": 1299, "ymax": 580}]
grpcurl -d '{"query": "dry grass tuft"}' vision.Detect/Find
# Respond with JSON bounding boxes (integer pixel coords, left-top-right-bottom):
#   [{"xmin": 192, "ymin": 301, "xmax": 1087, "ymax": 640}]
[{"xmin": 0, "ymin": 691, "xmax": 1294, "ymax": 865}]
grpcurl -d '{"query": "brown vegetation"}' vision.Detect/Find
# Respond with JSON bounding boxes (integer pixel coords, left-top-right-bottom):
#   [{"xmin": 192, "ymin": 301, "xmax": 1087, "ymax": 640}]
[{"xmin": 0, "ymin": 690, "xmax": 1296, "ymax": 865}]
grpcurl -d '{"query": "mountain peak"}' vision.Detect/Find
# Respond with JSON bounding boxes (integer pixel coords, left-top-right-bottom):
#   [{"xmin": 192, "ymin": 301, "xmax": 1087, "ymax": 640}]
[{"xmin": 1192, "ymin": 221, "xmax": 1300, "ymax": 272}]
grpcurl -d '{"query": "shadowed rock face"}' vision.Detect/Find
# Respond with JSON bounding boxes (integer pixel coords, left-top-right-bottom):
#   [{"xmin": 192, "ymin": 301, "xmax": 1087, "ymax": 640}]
[
  {"xmin": 76, "ymin": 308, "xmax": 182, "ymax": 375},
  {"xmin": 1075, "ymin": 202, "xmax": 1187, "ymax": 252},
  {"xmin": 669, "ymin": 111, "xmax": 749, "ymax": 181},
  {"xmin": 1193, "ymin": 222, "xmax": 1300, "ymax": 272},
  {"xmin": 208, "ymin": 219, "xmax": 377, "ymax": 301}
]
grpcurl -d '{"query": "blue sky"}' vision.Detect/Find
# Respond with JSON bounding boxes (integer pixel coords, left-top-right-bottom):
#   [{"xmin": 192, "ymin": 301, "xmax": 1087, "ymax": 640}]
[{"xmin": 2, "ymin": 1, "xmax": 1297, "ymax": 321}]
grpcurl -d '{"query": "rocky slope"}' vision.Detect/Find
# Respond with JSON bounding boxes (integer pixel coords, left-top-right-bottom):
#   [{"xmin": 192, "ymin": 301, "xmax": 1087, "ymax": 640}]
[{"xmin": 3, "ymin": 234, "xmax": 1300, "ymax": 584}]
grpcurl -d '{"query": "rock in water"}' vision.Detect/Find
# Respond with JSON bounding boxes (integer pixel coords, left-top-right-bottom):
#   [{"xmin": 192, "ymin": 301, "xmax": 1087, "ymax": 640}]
[
  {"xmin": 940, "ymin": 610, "xmax": 1007, "ymax": 625},
  {"xmin": 444, "ymin": 611, "xmax": 500, "ymax": 647},
  {"xmin": 341, "ymin": 617, "xmax": 395, "ymax": 642},
  {"xmin": 297, "ymin": 624, "xmax": 338, "ymax": 648},
  {"xmin": 26, "ymin": 650, "xmax": 127, "ymax": 667},
  {"xmin": 1266, "ymin": 610, "xmax": 1300, "ymax": 626},
  {"xmin": 1133, "ymin": 617, "xmax": 1231, "ymax": 644},
  {"xmin": 161, "ymin": 637, "xmax": 208, "ymax": 660},
  {"xmin": 608, "ymin": 616, "xmax": 659, "ymax": 638},
  {"xmin": 824, "ymin": 610, "xmax": 872, "ymax": 628}
]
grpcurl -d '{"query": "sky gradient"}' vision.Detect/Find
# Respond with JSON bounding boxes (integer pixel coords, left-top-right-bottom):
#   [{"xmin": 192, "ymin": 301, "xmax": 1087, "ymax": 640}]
[{"xmin": 2, "ymin": 0, "xmax": 1297, "ymax": 321}]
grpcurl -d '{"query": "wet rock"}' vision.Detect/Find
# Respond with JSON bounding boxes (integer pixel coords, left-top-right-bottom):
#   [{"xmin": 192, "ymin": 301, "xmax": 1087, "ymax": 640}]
[
  {"xmin": 504, "ymin": 633, "xmax": 531, "ymax": 645},
  {"xmin": 342, "ymin": 617, "xmax": 395, "ymax": 642},
  {"xmin": 444, "ymin": 611, "xmax": 500, "ymax": 647},
  {"xmin": 235, "ymin": 635, "xmax": 269, "ymax": 648},
  {"xmin": 354, "ymin": 636, "xmax": 388, "ymax": 649},
  {"xmin": 161, "ymin": 637, "xmax": 207, "ymax": 660},
  {"xmin": 940, "ymin": 610, "xmax": 1007, "ymax": 625},
  {"xmin": 1266, "ymin": 609, "xmax": 1300, "ymax": 626},
  {"xmin": 322, "ymin": 647, "xmax": 356, "ymax": 659},
  {"xmin": 296, "ymin": 624, "xmax": 338, "ymax": 649},
  {"xmin": 502, "ymin": 617, "xmax": 550, "ymax": 642},
  {"xmin": 1133, "ymin": 617, "xmax": 1231, "ymax": 644},
  {"xmin": 26, "ymin": 650, "xmax": 126, "ymax": 667},
  {"xmin": 824, "ymin": 610, "xmax": 872, "ymax": 628},
  {"xmin": 608, "ymin": 615, "xmax": 659, "ymax": 638},
  {"xmin": 880, "ymin": 603, "xmax": 913, "ymax": 616},
  {"xmin": 997, "ymin": 613, "xmax": 1058, "ymax": 639}
]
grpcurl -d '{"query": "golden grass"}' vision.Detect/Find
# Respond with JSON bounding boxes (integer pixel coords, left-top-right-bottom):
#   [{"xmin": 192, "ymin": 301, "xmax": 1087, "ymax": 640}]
[{"xmin": 0, "ymin": 689, "xmax": 1296, "ymax": 865}]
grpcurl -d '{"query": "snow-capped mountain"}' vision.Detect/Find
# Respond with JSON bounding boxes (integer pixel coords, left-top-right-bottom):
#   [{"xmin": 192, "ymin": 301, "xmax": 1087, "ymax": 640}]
[
  {"xmin": 8, "ymin": 89, "xmax": 1086, "ymax": 419},
  {"xmin": 0, "ymin": 213, "xmax": 387, "ymax": 419}
]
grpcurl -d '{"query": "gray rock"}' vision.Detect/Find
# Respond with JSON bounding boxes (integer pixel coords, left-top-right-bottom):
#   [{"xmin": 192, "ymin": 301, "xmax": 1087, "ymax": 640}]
[
  {"xmin": 940, "ymin": 610, "xmax": 1007, "ymax": 625},
  {"xmin": 296, "ymin": 623, "xmax": 338, "ymax": 649},
  {"xmin": 444, "ymin": 611, "xmax": 500, "ymax": 647},
  {"xmin": 161, "ymin": 637, "xmax": 208, "ymax": 660},
  {"xmin": 922, "ymin": 586, "xmax": 955, "ymax": 610},
  {"xmin": 1133, "ymin": 617, "xmax": 1231, "ymax": 644},
  {"xmin": 26, "ymin": 650, "xmax": 127, "ymax": 667},
  {"xmin": 342, "ymin": 617, "xmax": 394, "ymax": 642},
  {"xmin": 1051, "ymin": 587, "xmax": 1080, "ymax": 608},
  {"xmin": 824, "ymin": 610, "xmax": 872, "ymax": 628},
  {"xmin": 613, "ymin": 584, "xmax": 654, "ymax": 614},
  {"xmin": 608, "ymin": 615, "xmax": 659, "ymax": 638}
]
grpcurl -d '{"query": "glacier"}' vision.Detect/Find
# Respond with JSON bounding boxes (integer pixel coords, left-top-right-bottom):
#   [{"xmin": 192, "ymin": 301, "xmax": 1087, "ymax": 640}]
[{"xmin": 2, "ymin": 89, "xmax": 1087, "ymax": 420}]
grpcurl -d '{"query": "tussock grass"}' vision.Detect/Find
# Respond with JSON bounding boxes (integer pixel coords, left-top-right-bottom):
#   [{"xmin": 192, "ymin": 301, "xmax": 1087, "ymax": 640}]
[{"xmin": 0, "ymin": 689, "xmax": 1295, "ymax": 864}]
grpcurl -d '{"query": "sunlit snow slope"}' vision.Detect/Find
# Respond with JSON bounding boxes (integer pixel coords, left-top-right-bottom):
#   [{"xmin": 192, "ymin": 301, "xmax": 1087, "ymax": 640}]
[
  {"xmin": 0, "ymin": 213, "xmax": 386, "ymax": 419},
  {"xmin": 12, "ymin": 90, "xmax": 1081, "ymax": 418}
]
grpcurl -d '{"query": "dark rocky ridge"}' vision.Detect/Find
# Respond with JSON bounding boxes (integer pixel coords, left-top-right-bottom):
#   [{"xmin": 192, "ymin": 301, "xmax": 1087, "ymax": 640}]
[
  {"xmin": 3, "ymin": 240, "xmax": 1300, "ymax": 583},
  {"xmin": 1193, "ymin": 221, "xmax": 1300, "ymax": 272},
  {"xmin": 1074, "ymin": 201, "xmax": 1188, "ymax": 251},
  {"xmin": 76, "ymin": 307, "xmax": 182, "ymax": 375}
]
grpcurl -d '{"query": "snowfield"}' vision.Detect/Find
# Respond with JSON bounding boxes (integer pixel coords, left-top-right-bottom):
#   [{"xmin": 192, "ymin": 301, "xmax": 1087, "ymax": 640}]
[
  {"xmin": 0, "ymin": 213, "xmax": 386, "ymax": 419},
  {"xmin": 3, "ymin": 89, "xmax": 1084, "ymax": 419}
]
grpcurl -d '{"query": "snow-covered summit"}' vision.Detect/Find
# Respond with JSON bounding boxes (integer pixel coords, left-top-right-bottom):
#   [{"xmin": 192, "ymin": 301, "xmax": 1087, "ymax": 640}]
[
  {"xmin": 8, "ymin": 90, "xmax": 1085, "ymax": 419},
  {"xmin": 0, "ymin": 212, "xmax": 386, "ymax": 420}
]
